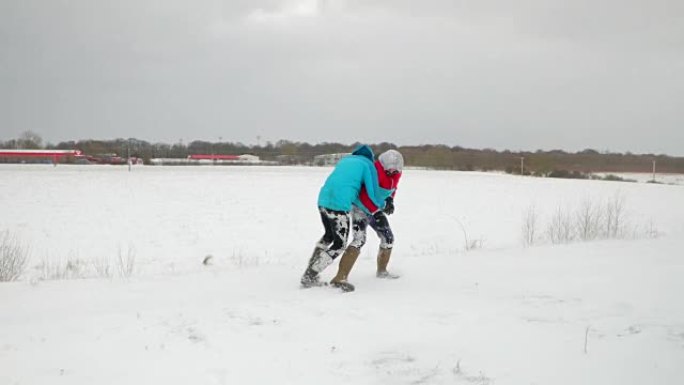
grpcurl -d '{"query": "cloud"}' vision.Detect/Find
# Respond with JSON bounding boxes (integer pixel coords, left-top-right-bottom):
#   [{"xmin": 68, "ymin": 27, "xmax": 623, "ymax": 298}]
[
  {"xmin": 246, "ymin": 0, "xmax": 324, "ymax": 22},
  {"xmin": 0, "ymin": 0, "xmax": 682, "ymax": 154}
]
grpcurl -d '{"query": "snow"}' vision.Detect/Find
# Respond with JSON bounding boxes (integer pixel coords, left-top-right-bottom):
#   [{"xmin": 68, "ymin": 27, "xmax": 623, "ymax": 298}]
[{"xmin": 1, "ymin": 164, "xmax": 683, "ymax": 384}]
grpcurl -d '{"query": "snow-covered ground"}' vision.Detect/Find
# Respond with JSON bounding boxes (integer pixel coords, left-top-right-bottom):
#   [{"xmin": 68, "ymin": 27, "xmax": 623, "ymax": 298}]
[{"xmin": 1, "ymin": 164, "xmax": 683, "ymax": 384}]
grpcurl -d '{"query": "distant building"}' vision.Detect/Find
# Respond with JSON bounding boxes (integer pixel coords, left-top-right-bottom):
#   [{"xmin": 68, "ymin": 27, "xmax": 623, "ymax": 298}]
[
  {"xmin": 0, "ymin": 149, "xmax": 149, "ymax": 166},
  {"xmin": 0, "ymin": 149, "xmax": 82, "ymax": 164},
  {"xmin": 313, "ymin": 153, "xmax": 350, "ymax": 166},
  {"xmin": 149, "ymin": 154, "xmax": 262, "ymax": 166},
  {"xmin": 188, "ymin": 154, "xmax": 240, "ymax": 161}
]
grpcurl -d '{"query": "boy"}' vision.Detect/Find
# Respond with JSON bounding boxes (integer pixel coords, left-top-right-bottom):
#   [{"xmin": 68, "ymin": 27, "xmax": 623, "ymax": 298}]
[
  {"xmin": 300, "ymin": 145, "xmax": 385, "ymax": 292},
  {"xmin": 330, "ymin": 149, "xmax": 404, "ymax": 288}
]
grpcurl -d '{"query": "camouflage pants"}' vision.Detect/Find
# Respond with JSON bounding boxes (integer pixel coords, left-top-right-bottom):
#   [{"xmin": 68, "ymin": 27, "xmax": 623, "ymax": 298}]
[
  {"xmin": 348, "ymin": 206, "xmax": 394, "ymax": 250},
  {"xmin": 314, "ymin": 207, "xmax": 350, "ymax": 261}
]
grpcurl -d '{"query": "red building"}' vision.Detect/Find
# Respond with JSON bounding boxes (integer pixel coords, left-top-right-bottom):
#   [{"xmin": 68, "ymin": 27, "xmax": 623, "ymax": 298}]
[{"xmin": 0, "ymin": 149, "xmax": 83, "ymax": 164}]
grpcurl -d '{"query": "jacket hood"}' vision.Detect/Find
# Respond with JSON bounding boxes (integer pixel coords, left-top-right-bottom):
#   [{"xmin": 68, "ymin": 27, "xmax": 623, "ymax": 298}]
[
  {"xmin": 351, "ymin": 145, "xmax": 375, "ymax": 162},
  {"xmin": 378, "ymin": 149, "xmax": 404, "ymax": 172}
]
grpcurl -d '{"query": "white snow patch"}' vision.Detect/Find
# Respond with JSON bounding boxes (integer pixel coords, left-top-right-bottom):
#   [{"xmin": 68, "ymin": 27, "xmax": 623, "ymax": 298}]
[{"xmin": 1, "ymin": 164, "xmax": 683, "ymax": 384}]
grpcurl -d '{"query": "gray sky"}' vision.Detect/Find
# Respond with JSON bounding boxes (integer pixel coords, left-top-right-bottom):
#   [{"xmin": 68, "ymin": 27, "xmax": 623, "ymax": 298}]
[{"xmin": 1, "ymin": 0, "xmax": 683, "ymax": 154}]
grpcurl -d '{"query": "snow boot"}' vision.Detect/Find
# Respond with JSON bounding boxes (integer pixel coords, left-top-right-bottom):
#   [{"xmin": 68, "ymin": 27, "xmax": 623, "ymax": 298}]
[
  {"xmin": 300, "ymin": 266, "xmax": 322, "ymax": 288},
  {"xmin": 330, "ymin": 246, "xmax": 359, "ymax": 292},
  {"xmin": 376, "ymin": 248, "xmax": 399, "ymax": 279},
  {"xmin": 301, "ymin": 248, "xmax": 334, "ymax": 288}
]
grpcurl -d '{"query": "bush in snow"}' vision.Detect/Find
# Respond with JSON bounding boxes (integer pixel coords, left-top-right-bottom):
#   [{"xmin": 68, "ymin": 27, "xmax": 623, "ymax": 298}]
[
  {"xmin": 92, "ymin": 256, "xmax": 113, "ymax": 278},
  {"xmin": 451, "ymin": 216, "xmax": 484, "ymax": 251},
  {"xmin": 546, "ymin": 206, "xmax": 575, "ymax": 244},
  {"xmin": 0, "ymin": 230, "xmax": 29, "ymax": 282},
  {"xmin": 575, "ymin": 199, "xmax": 603, "ymax": 242},
  {"xmin": 117, "ymin": 245, "xmax": 136, "ymax": 279},
  {"xmin": 602, "ymin": 193, "xmax": 627, "ymax": 239},
  {"xmin": 38, "ymin": 254, "xmax": 89, "ymax": 280},
  {"xmin": 523, "ymin": 193, "xmax": 657, "ymax": 246},
  {"xmin": 522, "ymin": 204, "xmax": 539, "ymax": 247},
  {"xmin": 36, "ymin": 247, "xmax": 136, "ymax": 281}
]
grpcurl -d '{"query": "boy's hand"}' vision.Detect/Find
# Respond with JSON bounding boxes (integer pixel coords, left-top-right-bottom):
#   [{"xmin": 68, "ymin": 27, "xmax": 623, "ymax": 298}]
[{"xmin": 384, "ymin": 197, "xmax": 395, "ymax": 215}]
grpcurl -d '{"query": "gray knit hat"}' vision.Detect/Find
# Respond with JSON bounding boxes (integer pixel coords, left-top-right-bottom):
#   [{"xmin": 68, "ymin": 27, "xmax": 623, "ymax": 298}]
[{"xmin": 378, "ymin": 149, "xmax": 404, "ymax": 172}]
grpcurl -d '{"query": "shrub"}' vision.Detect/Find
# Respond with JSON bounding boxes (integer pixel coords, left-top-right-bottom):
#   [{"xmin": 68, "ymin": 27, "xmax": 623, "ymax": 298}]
[
  {"xmin": 522, "ymin": 193, "xmax": 656, "ymax": 246},
  {"xmin": 37, "ymin": 247, "xmax": 137, "ymax": 281},
  {"xmin": 547, "ymin": 170, "xmax": 589, "ymax": 179},
  {"xmin": 594, "ymin": 174, "xmax": 637, "ymax": 183},
  {"xmin": 0, "ymin": 231, "xmax": 29, "ymax": 282},
  {"xmin": 575, "ymin": 199, "xmax": 603, "ymax": 241},
  {"xmin": 546, "ymin": 206, "xmax": 574, "ymax": 244},
  {"xmin": 38, "ymin": 254, "xmax": 88, "ymax": 280},
  {"xmin": 522, "ymin": 204, "xmax": 538, "ymax": 247},
  {"xmin": 117, "ymin": 245, "xmax": 136, "ymax": 279}
]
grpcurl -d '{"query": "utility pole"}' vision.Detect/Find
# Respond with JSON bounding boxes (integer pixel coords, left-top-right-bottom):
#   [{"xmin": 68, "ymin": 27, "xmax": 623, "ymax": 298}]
[
  {"xmin": 127, "ymin": 138, "xmax": 131, "ymax": 172},
  {"xmin": 652, "ymin": 159, "xmax": 656, "ymax": 183},
  {"xmin": 520, "ymin": 157, "xmax": 525, "ymax": 176}
]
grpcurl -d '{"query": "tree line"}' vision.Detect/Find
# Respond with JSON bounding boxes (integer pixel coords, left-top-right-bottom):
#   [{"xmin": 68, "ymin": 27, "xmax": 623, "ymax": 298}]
[{"xmin": 2, "ymin": 132, "xmax": 683, "ymax": 174}]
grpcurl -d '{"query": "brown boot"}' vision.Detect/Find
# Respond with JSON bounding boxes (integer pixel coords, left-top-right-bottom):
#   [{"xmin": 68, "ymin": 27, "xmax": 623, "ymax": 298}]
[
  {"xmin": 377, "ymin": 248, "xmax": 399, "ymax": 279},
  {"xmin": 330, "ymin": 246, "xmax": 360, "ymax": 292}
]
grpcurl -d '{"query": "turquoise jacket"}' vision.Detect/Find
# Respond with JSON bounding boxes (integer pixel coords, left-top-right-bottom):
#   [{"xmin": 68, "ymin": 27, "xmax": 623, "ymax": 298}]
[{"xmin": 317, "ymin": 145, "xmax": 385, "ymax": 212}]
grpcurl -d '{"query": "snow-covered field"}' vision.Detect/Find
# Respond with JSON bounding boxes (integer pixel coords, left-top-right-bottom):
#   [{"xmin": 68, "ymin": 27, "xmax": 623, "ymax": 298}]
[{"xmin": 1, "ymin": 164, "xmax": 683, "ymax": 385}]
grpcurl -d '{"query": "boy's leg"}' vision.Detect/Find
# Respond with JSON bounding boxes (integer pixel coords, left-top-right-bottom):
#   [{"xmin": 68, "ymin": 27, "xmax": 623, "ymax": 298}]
[
  {"xmin": 369, "ymin": 212, "xmax": 399, "ymax": 278},
  {"xmin": 331, "ymin": 207, "xmax": 369, "ymax": 287},
  {"xmin": 322, "ymin": 208, "xmax": 350, "ymax": 261},
  {"xmin": 348, "ymin": 206, "xmax": 370, "ymax": 250},
  {"xmin": 306, "ymin": 208, "xmax": 335, "ymax": 267},
  {"xmin": 301, "ymin": 208, "xmax": 349, "ymax": 287},
  {"xmin": 376, "ymin": 248, "xmax": 398, "ymax": 278}
]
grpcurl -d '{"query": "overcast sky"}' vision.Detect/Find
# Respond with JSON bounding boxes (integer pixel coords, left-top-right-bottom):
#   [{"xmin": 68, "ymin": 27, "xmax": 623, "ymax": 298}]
[{"xmin": 1, "ymin": 0, "xmax": 682, "ymax": 154}]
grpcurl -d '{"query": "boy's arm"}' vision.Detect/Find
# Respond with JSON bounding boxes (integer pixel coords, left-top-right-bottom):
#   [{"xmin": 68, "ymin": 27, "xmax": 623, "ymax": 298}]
[
  {"xmin": 383, "ymin": 172, "xmax": 402, "ymax": 215},
  {"xmin": 361, "ymin": 164, "xmax": 384, "ymax": 210},
  {"xmin": 359, "ymin": 186, "xmax": 380, "ymax": 213},
  {"xmin": 390, "ymin": 172, "xmax": 402, "ymax": 198}
]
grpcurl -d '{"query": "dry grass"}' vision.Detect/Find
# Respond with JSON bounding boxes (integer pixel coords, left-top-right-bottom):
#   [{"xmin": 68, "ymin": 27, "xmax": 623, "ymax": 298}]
[{"xmin": 0, "ymin": 230, "xmax": 29, "ymax": 282}]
